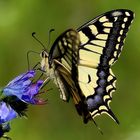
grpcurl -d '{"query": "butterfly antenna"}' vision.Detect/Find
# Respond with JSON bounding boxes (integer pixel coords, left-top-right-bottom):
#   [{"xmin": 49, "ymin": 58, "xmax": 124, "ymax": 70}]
[
  {"xmin": 27, "ymin": 50, "xmax": 40, "ymax": 70},
  {"xmin": 47, "ymin": 29, "xmax": 55, "ymax": 48},
  {"xmin": 32, "ymin": 32, "xmax": 46, "ymax": 50}
]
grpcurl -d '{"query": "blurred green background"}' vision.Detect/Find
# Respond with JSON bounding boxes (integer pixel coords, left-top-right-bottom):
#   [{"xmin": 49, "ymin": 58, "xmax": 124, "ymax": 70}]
[{"xmin": 0, "ymin": 0, "xmax": 139, "ymax": 140}]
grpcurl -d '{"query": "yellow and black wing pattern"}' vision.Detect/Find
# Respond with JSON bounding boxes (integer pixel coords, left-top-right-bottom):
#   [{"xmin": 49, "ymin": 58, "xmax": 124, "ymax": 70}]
[
  {"xmin": 48, "ymin": 29, "xmax": 82, "ymax": 103},
  {"xmin": 49, "ymin": 29, "xmax": 80, "ymax": 72},
  {"xmin": 48, "ymin": 9, "xmax": 134, "ymax": 124},
  {"xmin": 48, "ymin": 29, "xmax": 90, "ymax": 120},
  {"xmin": 75, "ymin": 9, "xmax": 134, "ymax": 123}
]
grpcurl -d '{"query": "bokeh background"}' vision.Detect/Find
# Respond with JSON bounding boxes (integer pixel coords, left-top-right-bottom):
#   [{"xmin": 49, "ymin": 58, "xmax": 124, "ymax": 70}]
[{"xmin": 0, "ymin": 0, "xmax": 139, "ymax": 140}]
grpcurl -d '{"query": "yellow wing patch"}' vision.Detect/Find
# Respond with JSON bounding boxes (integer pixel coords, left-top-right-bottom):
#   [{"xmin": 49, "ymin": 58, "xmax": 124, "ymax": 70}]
[{"xmin": 78, "ymin": 65, "xmax": 98, "ymax": 97}]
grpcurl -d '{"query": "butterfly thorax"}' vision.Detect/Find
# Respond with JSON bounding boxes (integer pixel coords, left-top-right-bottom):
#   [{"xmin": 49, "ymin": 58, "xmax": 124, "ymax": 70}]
[
  {"xmin": 40, "ymin": 50, "xmax": 55, "ymax": 79},
  {"xmin": 40, "ymin": 50, "xmax": 71, "ymax": 101}
]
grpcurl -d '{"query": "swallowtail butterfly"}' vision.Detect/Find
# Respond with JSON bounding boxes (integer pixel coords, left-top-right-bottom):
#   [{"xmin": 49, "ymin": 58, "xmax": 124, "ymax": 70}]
[{"xmin": 40, "ymin": 9, "xmax": 134, "ymax": 124}]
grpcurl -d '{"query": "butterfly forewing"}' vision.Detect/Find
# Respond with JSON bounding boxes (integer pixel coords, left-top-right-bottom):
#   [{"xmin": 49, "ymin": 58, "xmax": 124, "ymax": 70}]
[
  {"xmin": 78, "ymin": 9, "xmax": 134, "ymax": 67},
  {"xmin": 49, "ymin": 29, "xmax": 80, "ymax": 72}
]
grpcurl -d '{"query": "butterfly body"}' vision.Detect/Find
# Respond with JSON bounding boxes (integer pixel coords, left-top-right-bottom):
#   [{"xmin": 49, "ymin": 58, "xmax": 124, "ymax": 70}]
[
  {"xmin": 40, "ymin": 53, "xmax": 66, "ymax": 99},
  {"xmin": 40, "ymin": 9, "xmax": 134, "ymax": 124}
]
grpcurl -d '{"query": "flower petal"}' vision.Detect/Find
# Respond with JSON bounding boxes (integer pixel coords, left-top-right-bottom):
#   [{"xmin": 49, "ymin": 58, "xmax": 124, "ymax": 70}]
[
  {"xmin": 2, "ymin": 70, "xmax": 46, "ymax": 105},
  {"xmin": 21, "ymin": 80, "xmax": 44, "ymax": 104},
  {"xmin": 7, "ymin": 70, "xmax": 35, "ymax": 87},
  {"xmin": 0, "ymin": 102, "xmax": 17, "ymax": 124}
]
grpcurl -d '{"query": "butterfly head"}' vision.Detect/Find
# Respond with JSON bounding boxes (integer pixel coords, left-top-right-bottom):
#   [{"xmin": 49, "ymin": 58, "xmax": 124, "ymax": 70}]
[
  {"xmin": 40, "ymin": 50, "xmax": 48, "ymax": 58},
  {"xmin": 40, "ymin": 50, "xmax": 49, "ymax": 71},
  {"xmin": 40, "ymin": 50, "xmax": 54, "ymax": 78}
]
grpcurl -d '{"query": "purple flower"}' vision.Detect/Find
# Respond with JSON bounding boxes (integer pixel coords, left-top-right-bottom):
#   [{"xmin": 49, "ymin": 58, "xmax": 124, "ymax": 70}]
[
  {"xmin": 3, "ymin": 70, "xmax": 46, "ymax": 105},
  {"xmin": 0, "ymin": 102, "xmax": 17, "ymax": 124}
]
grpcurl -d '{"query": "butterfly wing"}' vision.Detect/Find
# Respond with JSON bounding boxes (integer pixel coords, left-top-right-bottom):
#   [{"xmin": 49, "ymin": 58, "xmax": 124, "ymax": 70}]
[
  {"xmin": 49, "ymin": 29, "xmax": 80, "ymax": 71},
  {"xmin": 76, "ymin": 9, "xmax": 134, "ymax": 123},
  {"xmin": 48, "ymin": 29, "xmax": 91, "ymax": 120},
  {"xmin": 48, "ymin": 29, "xmax": 83, "ymax": 103},
  {"xmin": 47, "ymin": 9, "xmax": 134, "ymax": 124}
]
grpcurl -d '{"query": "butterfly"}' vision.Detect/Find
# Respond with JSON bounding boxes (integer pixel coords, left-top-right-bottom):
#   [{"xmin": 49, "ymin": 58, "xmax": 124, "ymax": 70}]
[{"xmin": 40, "ymin": 9, "xmax": 134, "ymax": 124}]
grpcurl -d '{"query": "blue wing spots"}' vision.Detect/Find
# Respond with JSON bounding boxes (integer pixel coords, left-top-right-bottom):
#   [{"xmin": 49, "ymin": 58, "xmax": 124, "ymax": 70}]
[
  {"xmin": 86, "ymin": 95, "xmax": 102, "ymax": 111},
  {"xmin": 96, "ymin": 87, "xmax": 105, "ymax": 94},
  {"xmin": 98, "ymin": 70, "xmax": 106, "ymax": 78},
  {"xmin": 98, "ymin": 79, "xmax": 106, "ymax": 87}
]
